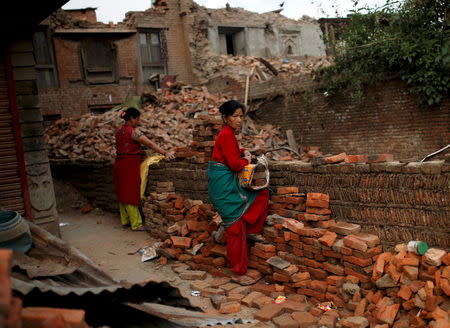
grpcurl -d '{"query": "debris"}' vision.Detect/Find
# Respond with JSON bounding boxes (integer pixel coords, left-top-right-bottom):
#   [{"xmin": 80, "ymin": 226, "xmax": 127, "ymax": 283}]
[{"xmin": 191, "ymin": 290, "xmax": 201, "ymax": 297}]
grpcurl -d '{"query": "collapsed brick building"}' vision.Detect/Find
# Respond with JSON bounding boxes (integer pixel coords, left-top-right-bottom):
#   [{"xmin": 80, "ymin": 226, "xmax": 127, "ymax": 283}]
[{"xmin": 36, "ymin": 0, "xmax": 325, "ymax": 122}]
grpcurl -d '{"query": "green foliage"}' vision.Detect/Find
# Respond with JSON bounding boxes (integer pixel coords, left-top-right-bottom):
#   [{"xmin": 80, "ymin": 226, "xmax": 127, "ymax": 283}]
[{"xmin": 321, "ymin": 0, "xmax": 450, "ymax": 105}]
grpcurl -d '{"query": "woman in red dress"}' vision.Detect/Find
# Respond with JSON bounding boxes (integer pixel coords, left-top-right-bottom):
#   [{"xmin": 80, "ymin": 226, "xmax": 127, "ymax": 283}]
[
  {"xmin": 208, "ymin": 100, "xmax": 269, "ymax": 275},
  {"xmin": 113, "ymin": 107, "xmax": 174, "ymax": 231}
]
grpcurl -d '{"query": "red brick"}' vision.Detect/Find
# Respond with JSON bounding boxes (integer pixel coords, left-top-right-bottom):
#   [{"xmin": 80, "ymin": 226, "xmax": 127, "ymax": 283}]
[
  {"xmin": 323, "ymin": 262, "xmax": 345, "ymax": 276},
  {"xmin": 375, "ymin": 303, "xmax": 399, "ymax": 325},
  {"xmin": 343, "ymin": 235, "xmax": 368, "ymax": 252},
  {"xmin": 397, "ymin": 285, "xmax": 412, "ymax": 300},
  {"xmin": 345, "ymin": 155, "xmax": 369, "ymax": 163},
  {"xmin": 343, "ymin": 256, "xmax": 372, "ymax": 267},
  {"xmin": 319, "ymin": 231, "xmax": 338, "ymax": 247},
  {"xmin": 353, "ymin": 233, "xmax": 380, "ymax": 248},
  {"xmin": 218, "ymin": 301, "xmax": 241, "ymax": 314},
  {"xmin": 254, "ymin": 303, "xmax": 285, "ymax": 321},
  {"xmin": 272, "ymin": 313, "xmax": 299, "ymax": 328},
  {"xmin": 170, "ymin": 236, "xmax": 192, "ymax": 248},
  {"xmin": 324, "ymin": 152, "xmax": 346, "ymax": 164},
  {"xmin": 292, "ymin": 272, "xmax": 310, "ymax": 283},
  {"xmin": 22, "ymin": 307, "xmax": 87, "ymax": 328},
  {"xmin": 277, "ymin": 187, "xmax": 299, "ymax": 195},
  {"xmin": 306, "ymin": 199, "xmax": 329, "ymax": 208},
  {"xmin": 241, "ymin": 291, "xmax": 265, "ymax": 307},
  {"xmin": 0, "ymin": 249, "xmax": 12, "ymax": 315},
  {"xmin": 307, "ymin": 207, "xmax": 332, "ymax": 215},
  {"xmin": 291, "ymin": 311, "xmax": 317, "ymax": 327},
  {"xmin": 367, "ymin": 154, "xmax": 394, "ymax": 163},
  {"xmin": 5, "ymin": 297, "xmax": 22, "ymax": 328},
  {"xmin": 327, "ymin": 275, "xmax": 345, "ymax": 286},
  {"xmin": 255, "ymin": 243, "xmax": 276, "ymax": 253},
  {"xmin": 306, "ymin": 193, "xmax": 329, "ymax": 202}
]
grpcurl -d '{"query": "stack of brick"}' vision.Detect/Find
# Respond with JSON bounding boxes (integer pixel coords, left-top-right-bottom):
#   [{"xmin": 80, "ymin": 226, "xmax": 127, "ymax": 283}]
[
  {"xmin": 0, "ymin": 249, "xmax": 91, "ymax": 328},
  {"xmin": 142, "ymin": 185, "xmax": 450, "ymax": 327},
  {"xmin": 175, "ymin": 114, "xmax": 222, "ymax": 164}
]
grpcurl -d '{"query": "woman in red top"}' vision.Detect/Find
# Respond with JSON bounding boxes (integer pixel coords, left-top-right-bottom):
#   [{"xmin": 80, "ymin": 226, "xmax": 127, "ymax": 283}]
[
  {"xmin": 113, "ymin": 107, "xmax": 174, "ymax": 231},
  {"xmin": 208, "ymin": 100, "xmax": 269, "ymax": 275}
]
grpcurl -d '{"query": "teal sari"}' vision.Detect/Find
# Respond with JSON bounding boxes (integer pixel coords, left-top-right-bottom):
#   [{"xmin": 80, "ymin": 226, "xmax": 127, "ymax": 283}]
[{"xmin": 207, "ymin": 161, "xmax": 258, "ymax": 227}]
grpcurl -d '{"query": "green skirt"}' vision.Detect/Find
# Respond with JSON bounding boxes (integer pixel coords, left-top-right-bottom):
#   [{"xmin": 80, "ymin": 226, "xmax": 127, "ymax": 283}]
[{"xmin": 207, "ymin": 161, "xmax": 258, "ymax": 227}]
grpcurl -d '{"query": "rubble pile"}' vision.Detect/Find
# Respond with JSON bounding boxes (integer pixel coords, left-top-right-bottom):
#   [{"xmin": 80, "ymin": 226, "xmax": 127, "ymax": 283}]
[
  {"xmin": 195, "ymin": 54, "xmax": 334, "ymax": 84},
  {"xmin": 45, "ymin": 86, "xmax": 293, "ymax": 161},
  {"xmin": 143, "ymin": 184, "xmax": 450, "ymax": 327}
]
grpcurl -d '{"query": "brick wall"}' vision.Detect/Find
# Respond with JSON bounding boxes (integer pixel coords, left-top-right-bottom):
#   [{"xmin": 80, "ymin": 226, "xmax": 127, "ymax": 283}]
[
  {"xmin": 250, "ymin": 79, "xmax": 450, "ymax": 162},
  {"xmin": 39, "ymin": 34, "xmax": 138, "ymax": 118},
  {"xmin": 51, "ymin": 159, "xmax": 450, "ymax": 250}
]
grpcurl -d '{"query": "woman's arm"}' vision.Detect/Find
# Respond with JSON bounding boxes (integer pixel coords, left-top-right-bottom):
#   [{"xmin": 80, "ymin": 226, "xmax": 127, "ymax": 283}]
[{"xmin": 137, "ymin": 135, "xmax": 174, "ymax": 159}]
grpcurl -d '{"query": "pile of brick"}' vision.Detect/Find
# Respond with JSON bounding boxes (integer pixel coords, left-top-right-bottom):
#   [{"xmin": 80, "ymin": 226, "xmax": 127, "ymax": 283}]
[
  {"xmin": 142, "ymin": 185, "xmax": 450, "ymax": 327},
  {"xmin": 45, "ymin": 86, "xmax": 294, "ymax": 162},
  {"xmin": 0, "ymin": 249, "xmax": 91, "ymax": 328},
  {"xmin": 195, "ymin": 54, "xmax": 334, "ymax": 84}
]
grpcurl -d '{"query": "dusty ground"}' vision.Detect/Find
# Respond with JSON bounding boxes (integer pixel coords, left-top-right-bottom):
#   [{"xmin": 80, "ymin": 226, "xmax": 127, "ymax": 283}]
[{"xmin": 55, "ymin": 179, "xmax": 265, "ymax": 327}]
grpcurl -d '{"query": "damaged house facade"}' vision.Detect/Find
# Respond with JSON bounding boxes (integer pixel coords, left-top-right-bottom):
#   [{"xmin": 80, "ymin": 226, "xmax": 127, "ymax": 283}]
[{"xmin": 37, "ymin": 0, "xmax": 326, "ymax": 121}]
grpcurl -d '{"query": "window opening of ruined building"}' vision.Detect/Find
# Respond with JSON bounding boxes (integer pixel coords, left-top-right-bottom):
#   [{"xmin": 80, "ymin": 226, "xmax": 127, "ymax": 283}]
[
  {"xmin": 139, "ymin": 30, "xmax": 167, "ymax": 83},
  {"xmin": 43, "ymin": 114, "xmax": 61, "ymax": 129},
  {"xmin": 32, "ymin": 30, "xmax": 58, "ymax": 89},
  {"xmin": 225, "ymin": 34, "xmax": 235, "ymax": 55},
  {"xmin": 80, "ymin": 38, "xmax": 118, "ymax": 85},
  {"xmin": 89, "ymin": 106, "xmax": 114, "ymax": 115},
  {"xmin": 287, "ymin": 45, "xmax": 293, "ymax": 55}
]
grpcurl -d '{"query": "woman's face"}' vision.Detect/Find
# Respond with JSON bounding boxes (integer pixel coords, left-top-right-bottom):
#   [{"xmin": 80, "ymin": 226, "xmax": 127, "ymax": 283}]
[
  {"xmin": 129, "ymin": 116, "xmax": 140, "ymax": 128},
  {"xmin": 224, "ymin": 108, "xmax": 244, "ymax": 131}
]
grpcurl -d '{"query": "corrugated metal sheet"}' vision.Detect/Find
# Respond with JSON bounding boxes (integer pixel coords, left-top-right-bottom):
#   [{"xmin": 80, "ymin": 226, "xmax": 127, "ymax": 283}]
[
  {"xmin": 10, "ymin": 222, "xmax": 248, "ymax": 327},
  {"xmin": 0, "ymin": 61, "xmax": 25, "ymax": 214}
]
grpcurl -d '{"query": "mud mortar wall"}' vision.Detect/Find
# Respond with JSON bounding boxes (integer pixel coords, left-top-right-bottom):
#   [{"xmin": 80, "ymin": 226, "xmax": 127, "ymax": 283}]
[{"xmin": 51, "ymin": 160, "xmax": 450, "ymax": 249}]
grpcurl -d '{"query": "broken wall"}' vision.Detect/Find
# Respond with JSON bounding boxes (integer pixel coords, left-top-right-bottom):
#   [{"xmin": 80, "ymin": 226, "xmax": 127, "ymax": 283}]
[
  {"xmin": 50, "ymin": 159, "xmax": 450, "ymax": 250},
  {"xmin": 250, "ymin": 79, "xmax": 450, "ymax": 162},
  {"xmin": 39, "ymin": 33, "xmax": 138, "ymax": 118}
]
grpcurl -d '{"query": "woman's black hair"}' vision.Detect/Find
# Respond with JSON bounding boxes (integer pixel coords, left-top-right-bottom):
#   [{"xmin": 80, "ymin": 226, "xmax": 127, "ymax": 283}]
[
  {"xmin": 122, "ymin": 107, "xmax": 141, "ymax": 121},
  {"xmin": 219, "ymin": 100, "xmax": 245, "ymax": 117}
]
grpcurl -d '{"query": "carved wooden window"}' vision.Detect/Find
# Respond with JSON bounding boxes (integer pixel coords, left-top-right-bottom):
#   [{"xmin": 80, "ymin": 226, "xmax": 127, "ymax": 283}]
[
  {"xmin": 139, "ymin": 29, "xmax": 167, "ymax": 83},
  {"xmin": 32, "ymin": 30, "xmax": 58, "ymax": 88},
  {"xmin": 80, "ymin": 38, "xmax": 118, "ymax": 84}
]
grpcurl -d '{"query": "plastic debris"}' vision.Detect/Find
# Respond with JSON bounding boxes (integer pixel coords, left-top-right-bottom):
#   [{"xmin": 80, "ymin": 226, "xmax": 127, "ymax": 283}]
[
  {"xmin": 317, "ymin": 301, "xmax": 337, "ymax": 312},
  {"xmin": 274, "ymin": 295, "xmax": 286, "ymax": 304},
  {"xmin": 191, "ymin": 290, "xmax": 201, "ymax": 297},
  {"xmin": 59, "ymin": 222, "xmax": 70, "ymax": 227}
]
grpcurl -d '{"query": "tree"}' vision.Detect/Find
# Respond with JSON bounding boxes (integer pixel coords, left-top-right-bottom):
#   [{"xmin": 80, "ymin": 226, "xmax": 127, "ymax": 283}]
[{"xmin": 321, "ymin": 0, "xmax": 450, "ymax": 105}]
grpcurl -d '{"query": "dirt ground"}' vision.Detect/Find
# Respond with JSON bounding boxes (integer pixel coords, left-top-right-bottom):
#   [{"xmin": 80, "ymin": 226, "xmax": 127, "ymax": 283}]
[{"xmin": 54, "ymin": 179, "xmax": 265, "ymax": 327}]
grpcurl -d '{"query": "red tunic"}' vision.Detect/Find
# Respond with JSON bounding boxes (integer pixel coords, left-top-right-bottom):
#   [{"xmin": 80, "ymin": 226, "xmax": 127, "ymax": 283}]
[
  {"xmin": 212, "ymin": 124, "xmax": 269, "ymax": 275},
  {"xmin": 113, "ymin": 125, "xmax": 142, "ymax": 206}
]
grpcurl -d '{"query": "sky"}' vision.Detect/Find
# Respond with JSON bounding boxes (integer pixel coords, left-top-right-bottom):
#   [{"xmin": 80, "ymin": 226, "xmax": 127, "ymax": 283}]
[{"xmin": 62, "ymin": 0, "xmax": 388, "ymax": 23}]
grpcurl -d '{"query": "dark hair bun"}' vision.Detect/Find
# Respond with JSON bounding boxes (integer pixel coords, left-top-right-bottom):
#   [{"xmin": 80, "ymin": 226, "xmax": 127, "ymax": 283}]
[
  {"xmin": 219, "ymin": 100, "xmax": 245, "ymax": 116},
  {"xmin": 122, "ymin": 107, "xmax": 141, "ymax": 121}
]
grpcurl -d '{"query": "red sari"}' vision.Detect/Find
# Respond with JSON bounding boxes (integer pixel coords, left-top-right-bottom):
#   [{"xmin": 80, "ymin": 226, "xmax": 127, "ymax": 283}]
[
  {"xmin": 113, "ymin": 125, "xmax": 142, "ymax": 206},
  {"xmin": 211, "ymin": 125, "xmax": 269, "ymax": 275}
]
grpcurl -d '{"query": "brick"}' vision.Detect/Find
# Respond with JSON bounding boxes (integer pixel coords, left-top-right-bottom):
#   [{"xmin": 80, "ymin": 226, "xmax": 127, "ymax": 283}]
[
  {"xmin": 425, "ymin": 248, "xmax": 447, "ymax": 266},
  {"xmin": 376, "ymin": 303, "xmax": 400, "ymax": 325},
  {"xmin": 22, "ymin": 307, "xmax": 86, "ymax": 328},
  {"xmin": 343, "ymin": 235, "xmax": 367, "ymax": 252},
  {"xmin": 353, "ymin": 233, "xmax": 380, "ymax": 248},
  {"xmin": 282, "ymin": 218, "xmax": 305, "ymax": 234},
  {"xmin": 251, "ymin": 247, "xmax": 276, "ymax": 260},
  {"xmin": 323, "ymin": 262, "xmax": 345, "ymax": 276},
  {"xmin": 255, "ymin": 243, "xmax": 276, "ymax": 253},
  {"xmin": 395, "ymin": 285, "xmax": 412, "ymax": 301},
  {"xmin": 306, "ymin": 193, "xmax": 329, "ymax": 202},
  {"xmin": 343, "ymin": 256, "xmax": 372, "ymax": 267},
  {"xmin": 241, "ymin": 291, "xmax": 265, "ymax": 307},
  {"xmin": 210, "ymin": 245, "xmax": 227, "ymax": 257},
  {"xmin": 291, "ymin": 311, "xmax": 317, "ymax": 327},
  {"xmin": 291, "ymin": 272, "xmax": 310, "ymax": 283},
  {"xmin": 367, "ymin": 154, "xmax": 394, "ymax": 163},
  {"xmin": 306, "ymin": 199, "xmax": 329, "ymax": 208},
  {"xmin": 272, "ymin": 313, "xmax": 298, "ymax": 328},
  {"xmin": 319, "ymin": 231, "xmax": 337, "ymax": 247},
  {"xmin": 170, "ymin": 236, "xmax": 192, "ymax": 248},
  {"xmin": 277, "ymin": 187, "xmax": 299, "ymax": 195},
  {"xmin": 324, "ymin": 152, "xmax": 346, "ymax": 164},
  {"xmin": 345, "ymin": 155, "xmax": 369, "ymax": 163},
  {"xmin": 218, "ymin": 301, "xmax": 241, "ymax": 314},
  {"xmin": 254, "ymin": 303, "xmax": 285, "ymax": 321},
  {"xmin": 340, "ymin": 316, "xmax": 369, "ymax": 328},
  {"xmin": 403, "ymin": 265, "xmax": 419, "ymax": 280},
  {"xmin": 179, "ymin": 270, "xmax": 207, "ymax": 280},
  {"xmin": 354, "ymin": 298, "xmax": 367, "ymax": 316},
  {"xmin": 5, "ymin": 297, "xmax": 22, "ymax": 328},
  {"xmin": 306, "ymin": 207, "xmax": 331, "ymax": 215},
  {"xmin": 0, "ymin": 249, "xmax": 12, "ymax": 315},
  {"xmin": 330, "ymin": 222, "xmax": 361, "ymax": 235}
]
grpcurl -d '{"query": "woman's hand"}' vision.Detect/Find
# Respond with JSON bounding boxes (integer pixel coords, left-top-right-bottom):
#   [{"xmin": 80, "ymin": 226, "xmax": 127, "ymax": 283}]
[
  {"xmin": 165, "ymin": 150, "xmax": 175, "ymax": 160},
  {"xmin": 243, "ymin": 150, "xmax": 252, "ymax": 163}
]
